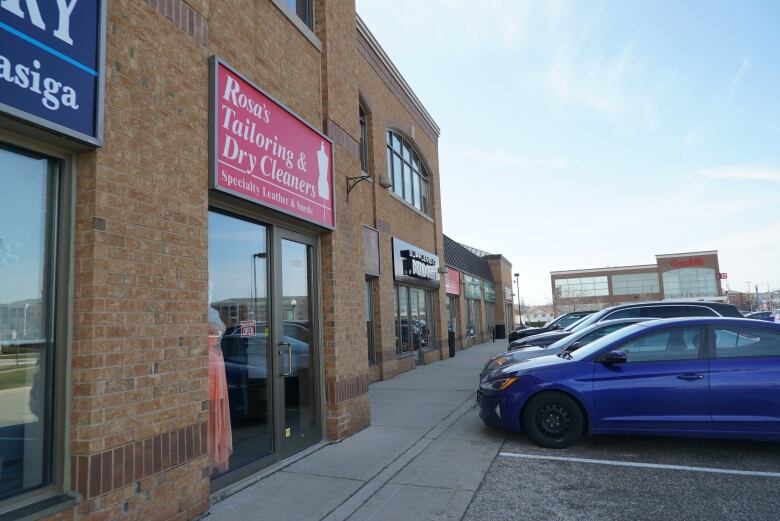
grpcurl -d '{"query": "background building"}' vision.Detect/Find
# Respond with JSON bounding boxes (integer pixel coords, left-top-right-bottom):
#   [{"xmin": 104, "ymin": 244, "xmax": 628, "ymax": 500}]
[
  {"xmin": 442, "ymin": 236, "xmax": 514, "ymax": 348},
  {"xmin": 521, "ymin": 305, "xmax": 555, "ymax": 326},
  {"xmin": 551, "ymin": 251, "xmax": 725, "ymax": 314}
]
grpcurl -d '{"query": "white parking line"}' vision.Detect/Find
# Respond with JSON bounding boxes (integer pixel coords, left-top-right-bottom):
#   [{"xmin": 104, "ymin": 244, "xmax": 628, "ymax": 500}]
[{"xmin": 499, "ymin": 452, "xmax": 780, "ymax": 478}]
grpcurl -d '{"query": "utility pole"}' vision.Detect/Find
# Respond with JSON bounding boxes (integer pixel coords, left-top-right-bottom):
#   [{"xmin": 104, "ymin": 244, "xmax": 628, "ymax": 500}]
[
  {"xmin": 746, "ymin": 282, "xmax": 753, "ymax": 312},
  {"xmin": 514, "ymin": 273, "xmax": 523, "ymax": 329}
]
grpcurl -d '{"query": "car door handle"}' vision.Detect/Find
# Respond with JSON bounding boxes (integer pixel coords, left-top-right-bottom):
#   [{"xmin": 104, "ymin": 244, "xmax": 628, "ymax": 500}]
[{"xmin": 677, "ymin": 373, "xmax": 704, "ymax": 381}]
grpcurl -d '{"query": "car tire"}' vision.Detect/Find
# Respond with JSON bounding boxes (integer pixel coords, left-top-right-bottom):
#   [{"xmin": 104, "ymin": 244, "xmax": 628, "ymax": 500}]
[{"xmin": 522, "ymin": 392, "xmax": 584, "ymax": 449}]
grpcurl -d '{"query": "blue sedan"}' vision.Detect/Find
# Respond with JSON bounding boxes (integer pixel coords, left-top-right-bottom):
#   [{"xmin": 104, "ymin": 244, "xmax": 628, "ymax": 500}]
[{"xmin": 478, "ymin": 317, "xmax": 780, "ymax": 448}]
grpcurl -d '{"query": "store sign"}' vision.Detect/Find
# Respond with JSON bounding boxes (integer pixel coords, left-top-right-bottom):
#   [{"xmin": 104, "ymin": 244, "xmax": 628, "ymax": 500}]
[
  {"xmin": 210, "ymin": 57, "xmax": 335, "ymax": 229},
  {"xmin": 0, "ymin": 0, "xmax": 105, "ymax": 145},
  {"xmin": 718, "ymin": 272, "xmax": 728, "ymax": 280},
  {"xmin": 483, "ymin": 281, "xmax": 496, "ymax": 303},
  {"xmin": 392, "ymin": 238, "xmax": 440, "ymax": 288},
  {"xmin": 504, "ymin": 285, "xmax": 513, "ymax": 302},
  {"xmin": 240, "ymin": 320, "xmax": 256, "ymax": 338},
  {"xmin": 671, "ymin": 257, "xmax": 704, "ymax": 268},
  {"xmin": 464, "ymin": 274, "xmax": 481, "ymax": 300},
  {"xmin": 445, "ymin": 268, "xmax": 461, "ymax": 295}
]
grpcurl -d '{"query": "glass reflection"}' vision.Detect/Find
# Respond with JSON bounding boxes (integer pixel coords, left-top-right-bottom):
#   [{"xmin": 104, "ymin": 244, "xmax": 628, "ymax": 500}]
[
  {"xmin": 280, "ymin": 239, "xmax": 316, "ymax": 446},
  {"xmin": 0, "ymin": 147, "xmax": 52, "ymax": 500},
  {"xmin": 208, "ymin": 212, "xmax": 271, "ymax": 478}
]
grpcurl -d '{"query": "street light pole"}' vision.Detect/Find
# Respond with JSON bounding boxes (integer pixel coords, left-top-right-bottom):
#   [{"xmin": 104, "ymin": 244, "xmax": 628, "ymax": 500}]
[{"xmin": 514, "ymin": 273, "xmax": 523, "ymax": 329}]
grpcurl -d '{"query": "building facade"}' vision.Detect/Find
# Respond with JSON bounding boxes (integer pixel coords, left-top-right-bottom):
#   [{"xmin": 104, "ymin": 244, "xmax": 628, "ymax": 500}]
[
  {"xmin": 442, "ymin": 236, "xmax": 514, "ymax": 348},
  {"xmin": 551, "ymin": 251, "xmax": 725, "ymax": 313},
  {"xmin": 0, "ymin": 1, "xmax": 474, "ymax": 519}
]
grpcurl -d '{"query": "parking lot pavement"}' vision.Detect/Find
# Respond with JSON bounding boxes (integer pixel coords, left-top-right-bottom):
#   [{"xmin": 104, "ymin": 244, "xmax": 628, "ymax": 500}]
[{"xmin": 463, "ymin": 433, "xmax": 780, "ymax": 521}]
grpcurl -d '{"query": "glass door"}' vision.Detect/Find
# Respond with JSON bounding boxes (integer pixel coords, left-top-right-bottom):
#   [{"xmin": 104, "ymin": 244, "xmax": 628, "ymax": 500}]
[
  {"xmin": 208, "ymin": 211, "xmax": 273, "ymax": 480},
  {"xmin": 274, "ymin": 231, "xmax": 320, "ymax": 457},
  {"xmin": 448, "ymin": 296, "xmax": 459, "ymax": 349}
]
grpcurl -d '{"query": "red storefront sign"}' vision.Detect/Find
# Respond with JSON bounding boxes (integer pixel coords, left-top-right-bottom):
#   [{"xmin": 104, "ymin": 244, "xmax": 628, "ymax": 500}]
[
  {"xmin": 445, "ymin": 268, "xmax": 461, "ymax": 295},
  {"xmin": 671, "ymin": 257, "xmax": 704, "ymax": 268},
  {"xmin": 210, "ymin": 58, "xmax": 335, "ymax": 228}
]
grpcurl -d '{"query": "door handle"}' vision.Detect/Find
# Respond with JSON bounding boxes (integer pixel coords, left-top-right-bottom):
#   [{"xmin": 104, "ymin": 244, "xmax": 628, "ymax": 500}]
[
  {"xmin": 278, "ymin": 342, "xmax": 292, "ymax": 376},
  {"xmin": 677, "ymin": 373, "xmax": 704, "ymax": 381}
]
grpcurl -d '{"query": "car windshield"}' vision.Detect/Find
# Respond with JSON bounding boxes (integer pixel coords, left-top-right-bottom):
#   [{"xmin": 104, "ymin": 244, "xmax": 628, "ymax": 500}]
[
  {"xmin": 563, "ymin": 315, "xmax": 591, "ymax": 332},
  {"xmin": 568, "ymin": 323, "xmax": 648, "ymax": 360},
  {"xmin": 548, "ymin": 321, "xmax": 613, "ymax": 350},
  {"xmin": 564, "ymin": 308, "xmax": 613, "ymax": 332}
]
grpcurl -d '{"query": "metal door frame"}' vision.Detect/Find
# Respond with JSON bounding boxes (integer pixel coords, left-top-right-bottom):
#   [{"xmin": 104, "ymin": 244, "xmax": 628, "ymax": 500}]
[{"xmin": 208, "ymin": 194, "xmax": 325, "ymax": 491}]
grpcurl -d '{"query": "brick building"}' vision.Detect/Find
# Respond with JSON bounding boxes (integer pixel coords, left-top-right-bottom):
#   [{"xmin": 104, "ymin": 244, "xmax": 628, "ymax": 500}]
[
  {"xmin": 442, "ymin": 236, "xmax": 515, "ymax": 348},
  {"xmin": 551, "ymin": 251, "xmax": 725, "ymax": 314},
  {"xmin": 0, "ymin": 1, "xmax": 510, "ymax": 519}
]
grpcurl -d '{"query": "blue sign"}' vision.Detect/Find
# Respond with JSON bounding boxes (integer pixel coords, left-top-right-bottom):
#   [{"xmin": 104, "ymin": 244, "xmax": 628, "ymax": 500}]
[{"xmin": 0, "ymin": 0, "xmax": 104, "ymax": 145}]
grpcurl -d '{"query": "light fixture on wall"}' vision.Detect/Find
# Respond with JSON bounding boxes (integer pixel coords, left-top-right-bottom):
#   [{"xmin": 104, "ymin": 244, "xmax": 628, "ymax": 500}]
[
  {"xmin": 378, "ymin": 174, "xmax": 392, "ymax": 188},
  {"xmin": 438, "ymin": 266, "xmax": 448, "ymax": 274}
]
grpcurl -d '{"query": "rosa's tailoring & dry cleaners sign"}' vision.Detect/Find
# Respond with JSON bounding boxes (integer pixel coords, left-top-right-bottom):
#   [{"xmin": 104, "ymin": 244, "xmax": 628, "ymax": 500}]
[{"xmin": 209, "ymin": 57, "xmax": 335, "ymax": 228}]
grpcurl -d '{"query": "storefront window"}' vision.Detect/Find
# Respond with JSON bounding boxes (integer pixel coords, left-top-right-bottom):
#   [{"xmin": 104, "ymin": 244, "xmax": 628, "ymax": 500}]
[
  {"xmin": 208, "ymin": 211, "xmax": 271, "ymax": 478},
  {"xmin": 0, "ymin": 146, "xmax": 57, "ymax": 502},
  {"xmin": 554, "ymin": 276, "xmax": 609, "ymax": 298},
  {"xmin": 612, "ymin": 272, "xmax": 660, "ymax": 296},
  {"xmin": 663, "ymin": 268, "xmax": 717, "ymax": 298},
  {"xmin": 485, "ymin": 303, "xmax": 495, "ymax": 339},
  {"xmin": 466, "ymin": 299, "xmax": 481, "ymax": 340},
  {"xmin": 395, "ymin": 285, "xmax": 436, "ymax": 356}
]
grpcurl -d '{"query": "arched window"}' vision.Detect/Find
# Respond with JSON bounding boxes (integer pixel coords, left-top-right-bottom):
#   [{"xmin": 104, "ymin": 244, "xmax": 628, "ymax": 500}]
[{"xmin": 386, "ymin": 131, "xmax": 430, "ymax": 215}]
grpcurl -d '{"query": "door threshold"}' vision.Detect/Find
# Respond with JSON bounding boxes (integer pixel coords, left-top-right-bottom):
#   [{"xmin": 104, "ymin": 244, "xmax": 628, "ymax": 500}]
[{"xmin": 210, "ymin": 440, "xmax": 331, "ymax": 504}]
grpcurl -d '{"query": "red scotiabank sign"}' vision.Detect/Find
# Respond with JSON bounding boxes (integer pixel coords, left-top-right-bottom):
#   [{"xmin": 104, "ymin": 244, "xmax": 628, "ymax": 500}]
[
  {"xmin": 670, "ymin": 257, "xmax": 704, "ymax": 268},
  {"xmin": 211, "ymin": 58, "xmax": 335, "ymax": 228},
  {"xmin": 446, "ymin": 269, "xmax": 461, "ymax": 295}
]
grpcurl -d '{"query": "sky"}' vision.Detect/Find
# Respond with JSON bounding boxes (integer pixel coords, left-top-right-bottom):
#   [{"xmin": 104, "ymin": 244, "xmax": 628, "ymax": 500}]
[{"xmin": 356, "ymin": 0, "xmax": 780, "ymax": 304}]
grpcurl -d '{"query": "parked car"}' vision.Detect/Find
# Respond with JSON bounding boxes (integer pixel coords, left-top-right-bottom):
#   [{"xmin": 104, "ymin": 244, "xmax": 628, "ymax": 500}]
[
  {"xmin": 508, "ymin": 315, "xmax": 593, "ymax": 350},
  {"xmin": 507, "ymin": 311, "xmax": 594, "ymax": 343},
  {"xmin": 508, "ymin": 300, "xmax": 743, "ymax": 351},
  {"xmin": 481, "ymin": 318, "xmax": 650, "ymax": 380},
  {"xmin": 744, "ymin": 311, "xmax": 774, "ymax": 322},
  {"xmin": 478, "ymin": 317, "xmax": 780, "ymax": 448}
]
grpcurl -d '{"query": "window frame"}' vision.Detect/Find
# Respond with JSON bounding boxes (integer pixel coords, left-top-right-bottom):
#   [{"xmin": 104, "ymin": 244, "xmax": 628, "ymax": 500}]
[
  {"xmin": 385, "ymin": 131, "xmax": 432, "ymax": 216},
  {"xmin": 0, "ymin": 134, "xmax": 74, "ymax": 516},
  {"xmin": 359, "ymin": 104, "xmax": 369, "ymax": 175},
  {"xmin": 601, "ymin": 326, "xmax": 707, "ymax": 364},
  {"xmin": 709, "ymin": 325, "xmax": 780, "ymax": 360}
]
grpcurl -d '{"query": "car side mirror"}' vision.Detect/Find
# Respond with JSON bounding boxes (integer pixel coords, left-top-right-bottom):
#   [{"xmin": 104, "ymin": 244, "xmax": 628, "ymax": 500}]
[
  {"xmin": 568, "ymin": 341, "xmax": 583, "ymax": 352},
  {"xmin": 551, "ymin": 323, "xmax": 560, "ymax": 330},
  {"xmin": 601, "ymin": 349, "xmax": 627, "ymax": 365}
]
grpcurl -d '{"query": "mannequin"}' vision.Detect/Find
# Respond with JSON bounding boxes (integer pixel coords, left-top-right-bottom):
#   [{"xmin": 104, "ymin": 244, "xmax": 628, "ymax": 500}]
[{"xmin": 208, "ymin": 305, "xmax": 233, "ymax": 474}]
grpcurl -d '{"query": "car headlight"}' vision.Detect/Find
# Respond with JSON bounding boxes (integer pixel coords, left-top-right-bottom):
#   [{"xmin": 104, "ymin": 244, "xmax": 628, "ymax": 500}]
[{"xmin": 480, "ymin": 376, "xmax": 518, "ymax": 391}]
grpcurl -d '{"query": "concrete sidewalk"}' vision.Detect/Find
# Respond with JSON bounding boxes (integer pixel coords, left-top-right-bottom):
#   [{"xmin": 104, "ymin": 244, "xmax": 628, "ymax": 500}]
[{"xmin": 208, "ymin": 341, "xmax": 509, "ymax": 521}]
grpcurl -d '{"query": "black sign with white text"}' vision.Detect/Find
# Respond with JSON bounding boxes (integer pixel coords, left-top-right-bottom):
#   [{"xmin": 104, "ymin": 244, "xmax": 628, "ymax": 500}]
[{"xmin": 392, "ymin": 237, "xmax": 440, "ymax": 289}]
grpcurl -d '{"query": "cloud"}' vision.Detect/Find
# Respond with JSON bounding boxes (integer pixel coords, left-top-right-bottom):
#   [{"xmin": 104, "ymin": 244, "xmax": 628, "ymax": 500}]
[
  {"xmin": 456, "ymin": 149, "xmax": 568, "ymax": 170},
  {"xmin": 700, "ymin": 165, "xmax": 780, "ymax": 182},
  {"xmin": 728, "ymin": 56, "xmax": 751, "ymax": 96}
]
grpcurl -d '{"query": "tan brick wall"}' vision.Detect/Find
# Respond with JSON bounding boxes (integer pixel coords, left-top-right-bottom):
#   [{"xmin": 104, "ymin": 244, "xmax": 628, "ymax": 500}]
[{"xmin": 32, "ymin": 1, "xmax": 451, "ymax": 519}]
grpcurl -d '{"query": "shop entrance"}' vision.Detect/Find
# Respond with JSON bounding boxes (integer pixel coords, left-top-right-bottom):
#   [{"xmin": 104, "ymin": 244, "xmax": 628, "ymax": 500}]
[{"xmin": 208, "ymin": 211, "xmax": 321, "ymax": 488}]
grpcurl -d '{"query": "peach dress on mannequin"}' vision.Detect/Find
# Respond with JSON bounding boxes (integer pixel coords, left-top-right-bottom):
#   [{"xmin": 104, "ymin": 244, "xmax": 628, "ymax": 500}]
[{"xmin": 208, "ymin": 309, "xmax": 232, "ymax": 474}]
